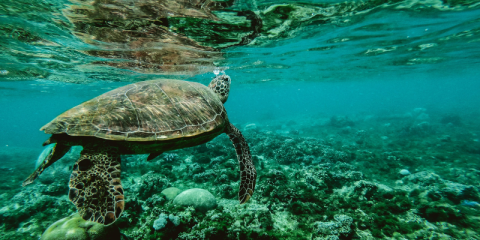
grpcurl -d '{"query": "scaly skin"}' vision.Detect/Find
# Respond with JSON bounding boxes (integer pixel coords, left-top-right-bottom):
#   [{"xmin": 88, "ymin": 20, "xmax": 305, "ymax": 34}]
[{"xmin": 225, "ymin": 123, "xmax": 256, "ymax": 203}]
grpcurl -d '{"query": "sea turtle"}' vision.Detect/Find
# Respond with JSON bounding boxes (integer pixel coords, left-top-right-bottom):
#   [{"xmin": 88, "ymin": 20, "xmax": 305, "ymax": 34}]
[{"xmin": 23, "ymin": 74, "xmax": 256, "ymax": 225}]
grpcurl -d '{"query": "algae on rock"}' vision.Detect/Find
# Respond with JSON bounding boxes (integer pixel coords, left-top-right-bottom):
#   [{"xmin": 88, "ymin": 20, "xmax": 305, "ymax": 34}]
[{"xmin": 40, "ymin": 213, "xmax": 121, "ymax": 240}]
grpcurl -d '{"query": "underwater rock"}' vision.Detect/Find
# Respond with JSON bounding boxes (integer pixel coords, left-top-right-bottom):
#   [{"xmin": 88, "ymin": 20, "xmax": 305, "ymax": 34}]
[
  {"xmin": 173, "ymin": 188, "xmax": 217, "ymax": 212},
  {"xmin": 143, "ymin": 194, "xmax": 165, "ymax": 211},
  {"xmin": 313, "ymin": 214, "xmax": 353, "ymax": 239},
  {"xmin": 188, "ymin": 162, "xmax": 205, "ymax": 175},
  {"xmin": 351, "ymin": 180, "xmax": 381, "ymax": 200},
  {"xmin": 402, "ymin": 171, "xmax": 443, "ymax": 186},
  {"xmin": 38, "ymin": 182, "xmax": 69, "ymax": 196},
  {"xmin": 192, "ymin": 169, "xmax": 216, "ymax": 183},
  {"xmin": 192, "ymin": 154, "xmax": 211, "ymax": 164},
  {"xmin": 244, "ymin": 123, "xmax": 257, "ymax": 131},
  {"xmin": 330, "ymin": 116, "xmax": 355, "ymax": 128},
  {"xmin": 340, "ymin": 126, "xmax": 352, "ymax": 134},
  {"xmin": 411, "ymin": 108, "xmax": 427, "ymax": 119},
  {"xmin": 40, "ymin": 213, "xmax": 121, "ymax": 240},
  {"xmin": 270, "ymin": 136, "xmax": 350, "ymax": 165},
  {"xmin": 417, "ymin": 203, "xmax": 466, "ymax": 224},
  {"xmin": 217, "ymin": 184, "xmax": 236, "ymax": 198},
  {"xmin": 440, "ymin": 114, "xmax": 462, "ymax": 126},
  {"xmin": 404, "ymin": 121, "xmax": 434, "ymax": 136},
  {"xmin": 416, "ymin": 113, "xmax": 430, "ymax": 121},
  {"xmin": 195, "ymin": 144, "xmax": 210, "ymax": 154},
  {"xmin": 161, "ymin": 187, "xmax": 182, "ymax": 201},
  {"xmin": 286, "ymin": 120, "xmax": 297, "ymax": 126},
  {"xmin": 272, "ymin": 211, "xmax": 298, "ymax": 232},
  {"xmin": 273, "ymin": 140, "xmax": 303, "ymax": 164},
  {"xmin": 439, "ymin": 181, "xmax": 480, "ymax": 204},
  {"xmin": 328, "ymin": 162, "xmax": 364, "ymax": 186},
  {"xmin": 290, "ymin": 129, "xmax": 300, "ymax": 135},
  {"xmin": 131, "ymin": 171, "xmax": 171, "ymax": 199},
  {"xmin": 0, "ymin": 189, "xmax": 75, "ymax": 230},
  {"xmin": 438, "ymin": 135, "xmax": 452, "ymax": 142}
]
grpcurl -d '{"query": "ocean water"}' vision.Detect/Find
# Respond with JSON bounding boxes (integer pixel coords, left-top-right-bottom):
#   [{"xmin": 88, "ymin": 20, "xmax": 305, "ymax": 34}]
[{"xmin": 1, "ymin": 0, "xmax": 480, "ymax": 239}]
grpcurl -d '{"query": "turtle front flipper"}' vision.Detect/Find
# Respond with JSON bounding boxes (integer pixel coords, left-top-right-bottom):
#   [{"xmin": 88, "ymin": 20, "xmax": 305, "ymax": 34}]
[
  {"xmin": 23, "ymin": 143, "xmax": 71, "ymax": 186},
  {"xmin": 69, "ymin": 146, "xmax": 124, "ymax": 225},
  {"xmin": 225, "ymin": 123, "xmax": 256, "ymax": 204}
]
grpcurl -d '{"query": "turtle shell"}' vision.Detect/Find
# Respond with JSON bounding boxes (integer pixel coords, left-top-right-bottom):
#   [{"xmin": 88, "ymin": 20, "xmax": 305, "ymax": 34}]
[{"xmin": 41, "ymin": 79, "xmax": 227, "ymax": 141}]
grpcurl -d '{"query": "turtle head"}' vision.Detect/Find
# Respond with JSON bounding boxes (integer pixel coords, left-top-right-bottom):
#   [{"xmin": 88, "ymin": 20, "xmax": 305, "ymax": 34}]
[{"xmin": 208, "ymin": 74, "xmax": 231, "ymax": 103}]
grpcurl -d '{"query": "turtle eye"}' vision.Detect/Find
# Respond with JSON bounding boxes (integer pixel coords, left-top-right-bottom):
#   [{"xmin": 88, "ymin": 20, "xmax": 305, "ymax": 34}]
[{"xmin": 223, "ymin": 76, "xmax": 231, "ymax": 83}]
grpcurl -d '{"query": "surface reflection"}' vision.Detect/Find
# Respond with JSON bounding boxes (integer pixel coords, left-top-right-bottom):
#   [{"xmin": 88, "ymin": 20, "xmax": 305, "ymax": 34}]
[{"xmin": 63, "ymin": 0, "xmax": 260, "ymax": 74}]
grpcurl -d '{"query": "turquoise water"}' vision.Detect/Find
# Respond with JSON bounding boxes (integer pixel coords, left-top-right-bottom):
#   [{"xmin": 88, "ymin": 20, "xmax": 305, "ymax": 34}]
[{"xmin": 1, "ymin": 0, "xmax": 480, "ymax": 239}]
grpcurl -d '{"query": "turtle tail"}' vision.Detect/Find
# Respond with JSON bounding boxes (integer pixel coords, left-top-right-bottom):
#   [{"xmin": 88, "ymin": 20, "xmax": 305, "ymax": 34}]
[
  {"xmin": 225, "ymin": 123, "xmax": 256, "ymax": 204},
  {"xmin": 22, "ymin": 143, "xmax": 71, "ymax": 186},
  {"xmin": 68, "ymin": 146, "xmax": 124, "ymax": 225}
]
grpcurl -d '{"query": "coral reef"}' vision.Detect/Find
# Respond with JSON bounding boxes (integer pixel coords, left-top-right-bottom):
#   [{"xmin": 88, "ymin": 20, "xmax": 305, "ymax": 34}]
[
  {"xmin": 153, "ymin": 213, "xmax": 168, "ymax": 231},
  {"xmin": 173, "ymin": 189, "xmax": 217, "ymax": 213},
  {"xmin": 1, "ymin": 108, "xmax": 480, "ymax": 239}
]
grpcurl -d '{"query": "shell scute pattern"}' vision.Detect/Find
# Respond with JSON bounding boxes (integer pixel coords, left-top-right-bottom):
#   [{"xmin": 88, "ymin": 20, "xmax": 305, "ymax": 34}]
[
  {"xmin": 129, "ymin": 82, "xmax": 184, "ymax": 133},
  {"xmin": 41, "ymin": 79, "xmax": 226, "ymax": 141}
]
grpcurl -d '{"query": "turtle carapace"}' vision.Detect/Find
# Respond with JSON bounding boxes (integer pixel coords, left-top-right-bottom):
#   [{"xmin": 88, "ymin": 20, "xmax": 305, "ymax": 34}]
[{"xmin": 23, "ymin": 74, "xmax": 256, "ymax": 225}]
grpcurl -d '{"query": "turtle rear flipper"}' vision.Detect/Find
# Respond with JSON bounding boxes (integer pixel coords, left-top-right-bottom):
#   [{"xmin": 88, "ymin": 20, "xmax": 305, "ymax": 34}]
[
  {"xmin": 68, "ymin": 146, "xmax": 124, "ymax": 225},
  {"xmin": 23, "ymin": 143, "xmax": 71, "ymax": 186},
  {"xmin": 226, "ymin": 123, "xmax": 256, "ymax": 204}
]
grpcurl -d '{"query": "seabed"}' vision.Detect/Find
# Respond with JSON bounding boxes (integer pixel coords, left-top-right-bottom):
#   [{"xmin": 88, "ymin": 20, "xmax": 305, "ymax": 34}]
[{"xmin": 1, "ymin": 109, "xmax": 479, "ymax": 239}]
